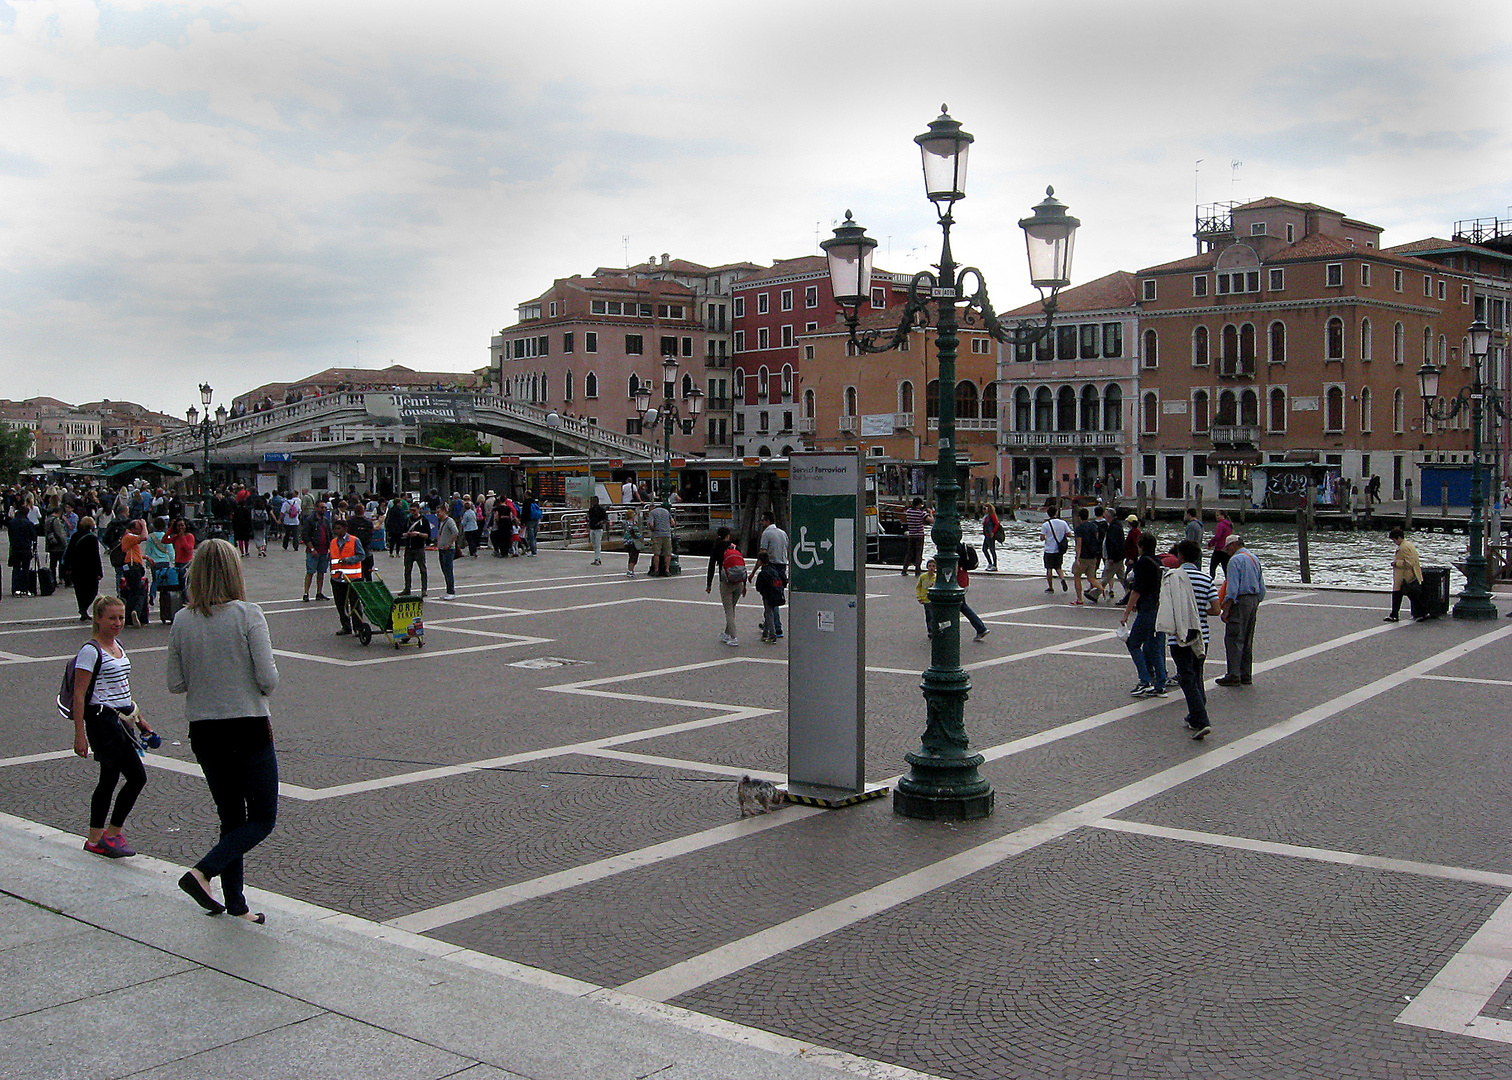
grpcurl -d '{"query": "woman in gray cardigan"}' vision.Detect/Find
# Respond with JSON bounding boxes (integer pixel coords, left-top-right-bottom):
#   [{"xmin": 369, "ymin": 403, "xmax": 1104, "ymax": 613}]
[{"xmin": 167, "ymin": 539, "xmax": 279, "ymax": 922}]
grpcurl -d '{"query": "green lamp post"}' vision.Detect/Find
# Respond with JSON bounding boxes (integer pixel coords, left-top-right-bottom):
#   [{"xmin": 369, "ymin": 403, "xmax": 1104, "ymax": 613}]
[{"xmin": 823, "ymin": 106, "xmax": 1079, "ymax": 819}]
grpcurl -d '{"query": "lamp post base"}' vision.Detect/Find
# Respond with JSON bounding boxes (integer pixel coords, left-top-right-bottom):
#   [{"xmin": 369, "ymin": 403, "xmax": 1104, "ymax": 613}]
[
  {"xmin": 893, "ymin": 751, "xmax": 995, "ymax": 820},
  {"xmin": 1452, "ymin": 592, "xmax": 1500, "ymax": 620}
]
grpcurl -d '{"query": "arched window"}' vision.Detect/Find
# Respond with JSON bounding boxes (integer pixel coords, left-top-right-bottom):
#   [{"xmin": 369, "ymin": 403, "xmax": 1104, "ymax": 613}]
[
  {"xmin": 1141, "ymin": 391, "xmax": 1158, "ymax": 435},
  {"xmin": 1360, "ymin": 387, "xmax": 1373, "ymax": 432},
  {"xmin": 1269, "ymin": 388, "xmax": 1287, "ymax": 432},
  {"xmin": 1240, "ymin": 323, "xmax": 1256, "ymax": 372},
  {"xmin": 926, "ymin": 379, "xmax": 940, "ymax": 418},
  {"xmin": 757, "ymin": 366, "xmax": 770, "ymax": 400},
  {"xmin": 1142, "ymin": 329, "xmax": 1159, "ymax": 369},
  {"xmin": 1423, "ymin": 326, "xmax": 1432, "ymax": 361},
  {"xmin": 758, "ymin": 445, "xmax": 772, "ymax": 457},
  {"xmin": 565, "ymin": 370, "xmax": 574, "ymax": 402},
  {"xmin": 1015, "ymin": 387, "xmax": 1032, "ymax": 431},
  {"xmin": 955, "ymin": 380, "xmax": 979, "ymax": 419},
  {"xmin": 781, "ymin": 364, "xmax": 794, "ymax": 397},
  {"xmin": 1222, "ymin": 324, "xmax": 1239, "ymax": 375},
  {"xmin": 1034, "ymin": 387, "xmax": 1054, "ymax": 431},
  {"xmin": 583, "ymin": 371, "xmax": 597, "ymax": 399},
  {"xmin": 1393, "ymin": 388, "xmax": 1404, "ymax": 433},
  {"xmin": 1438, "ymin": 334, "xmax": 1448, "ymax": 365},
  {"xmin": 1056, "ymin": 386, "xmax": 1077, "ymax": 432},
  {"xmin": 1193, "ymin": 326, "xmax": 1209, "ymax": 367},
  {"xmin": 1393, "ymin": 322, "xmax": 1405, "ymax": 364},
  {"xmin": 1080, "ymin": 385, "xmax": 1100, "ymax": 430},
  {"xmin": 1360, "ymin": 318, "xmax": 1373, "ymax": 361},
  {"xmin": 1240, "ymin": 388, "xmax": 1259, "ymax": 427},
  {"xmin": 681, "ymin": 373, "xmax": 694, "ymax": 398},
  {"xmin": 1325, "ymin": 386, "xmax": 1345, "ymax": 432},
  {"xmin": 899, "ymin": 380, "xmax": 915, "ymax": 415},
  {"xmin": 1216, "ymin": 389, "xmax": 1238, "ymax": 426},
  {"xmin": 1326, "ymin": 317, "xmax": 1344, "ymax": 360},
  {"xmin": 1103, "ymin": 385, "xmax": 1123, "ymax": 430},
  {"xmin": 1269, "ymin": 321, "xmax": 1286, "ymax": 364},
  {"xmin": 733, "ymin": 368, "xmax": 745, "ymax": 399},
  {"xmin": 981, "ymin": 381, "xmax": 998, "ymax": 424},
  {"xmin": 1192, "ymin": 389, "xmax": 1210, "ymax": 433},
  {"xmin": 628, "ymin": 373, "xmax": 641, "ymax": 399},
  {"xmin": 803, "ymin": 388, "xmax": 816, "ymax": 418},
  {"xmin": 843, "ymin": 386, "xmax": 858, "ymax": 416}
]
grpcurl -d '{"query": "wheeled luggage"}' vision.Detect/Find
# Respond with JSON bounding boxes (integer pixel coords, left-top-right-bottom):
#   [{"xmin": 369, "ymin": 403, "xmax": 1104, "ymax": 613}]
[{"xmin": 37, "ymin": 566, "xmax": 55, "ymax": 596}]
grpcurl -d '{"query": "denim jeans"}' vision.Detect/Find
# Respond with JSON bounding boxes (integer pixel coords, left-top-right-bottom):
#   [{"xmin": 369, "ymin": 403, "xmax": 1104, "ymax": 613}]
[
  {"xmin": 526, "ymin": 522, "xmax": 539, "ymax": 555},
  {"xmin": 403, "ymin": 548, "xmax": 427, "ymax": 593},
  {"xmin": 189, "ymin": 718, "xmax": 278, "ymax": 919},
  {"xmin": 439, "ymin": 549, "xmax": 456, "ymax": 594},
  {"xmin": 1126, "ymin": 607, "xmax": 1167, "ymax": 689}
]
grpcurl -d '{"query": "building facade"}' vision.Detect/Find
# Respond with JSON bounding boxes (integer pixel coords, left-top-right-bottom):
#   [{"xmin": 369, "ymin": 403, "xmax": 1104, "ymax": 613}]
[
  {"xmin": 997, "ymin": 272, "xmax": 1141, "ymax": 500},
  {"xmin": 1134, "ymin": 198, "xmax": 1475, "ymax": 502},
  {"xmin": 491, "ymin": 273, "xmax": 712, "ymax": 456}
]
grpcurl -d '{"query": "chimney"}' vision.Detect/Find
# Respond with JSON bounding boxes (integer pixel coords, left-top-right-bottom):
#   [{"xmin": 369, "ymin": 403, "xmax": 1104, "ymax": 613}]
[{"xmin": 662, "ymin": 253, "xmax": 670, "ymax": 265}]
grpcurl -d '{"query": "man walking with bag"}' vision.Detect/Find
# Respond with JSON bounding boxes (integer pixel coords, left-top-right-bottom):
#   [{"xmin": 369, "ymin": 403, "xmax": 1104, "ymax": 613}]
[{"xmin": 1159, "ymin": 539, "xmax": 1218, "ymax": 739}]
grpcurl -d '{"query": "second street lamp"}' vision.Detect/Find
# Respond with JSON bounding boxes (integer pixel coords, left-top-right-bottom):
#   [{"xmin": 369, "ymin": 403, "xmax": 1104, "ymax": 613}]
[
  {"xmin": 1419, "ymin": 318, "xmax": 1504, "ymax": 620},
  {"xmin": 636, "ymin": 359, "xmax": 703, "ymax": 503},
  {"xmin": 185, "ymin": 382, "xmax": 226, "ymax": 519},
  {"xmin": 824, "ymin": 106, "xmax": 1079, "ymax": 820}
]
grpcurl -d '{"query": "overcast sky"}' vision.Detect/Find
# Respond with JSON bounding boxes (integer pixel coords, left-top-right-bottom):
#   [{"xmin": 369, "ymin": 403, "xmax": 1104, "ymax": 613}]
[{"xmin": 2, "ymin": 0, "xmax": 1509, "ymax": 416}]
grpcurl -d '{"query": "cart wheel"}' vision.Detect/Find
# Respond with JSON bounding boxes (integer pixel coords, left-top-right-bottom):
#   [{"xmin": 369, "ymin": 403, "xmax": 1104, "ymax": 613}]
[
  {"xmin": 356, "ymin": 622, "xmax": 372, "ymax": 646},
  {"xmin": 393, "ymin": 639, "xmax": 402, "ymax": 649},
  {"xmin": 417, "ymin": 638, "xmax": 425, "ymax": 648}
]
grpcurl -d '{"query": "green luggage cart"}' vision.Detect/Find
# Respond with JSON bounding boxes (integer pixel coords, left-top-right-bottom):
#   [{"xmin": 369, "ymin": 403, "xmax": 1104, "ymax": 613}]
[{"xmin": 345, "ymin": 578, "xmax": 425, "ymax": 648}]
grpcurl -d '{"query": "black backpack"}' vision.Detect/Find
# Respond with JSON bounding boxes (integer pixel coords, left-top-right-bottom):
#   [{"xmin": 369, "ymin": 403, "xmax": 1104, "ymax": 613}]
[
  {"xmin": 102, "ymin": 520, "xmax": 128, "ymax": 569},
  {"xmin": 959, "ymin": 543, "xmax": 979, "ymax": 571}
]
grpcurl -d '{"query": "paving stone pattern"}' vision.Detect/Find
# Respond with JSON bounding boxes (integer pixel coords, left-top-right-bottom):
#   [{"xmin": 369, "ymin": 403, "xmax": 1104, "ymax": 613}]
[{"xmin": 3, "ymin": 546, "xmax": 1511, "ymax": 1078}]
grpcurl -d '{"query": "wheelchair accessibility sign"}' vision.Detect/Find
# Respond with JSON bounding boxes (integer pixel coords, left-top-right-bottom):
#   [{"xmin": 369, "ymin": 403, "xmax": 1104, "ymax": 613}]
[{"xmin": 790, "ymin": 495, "xmax": 857, "ymax": 595}]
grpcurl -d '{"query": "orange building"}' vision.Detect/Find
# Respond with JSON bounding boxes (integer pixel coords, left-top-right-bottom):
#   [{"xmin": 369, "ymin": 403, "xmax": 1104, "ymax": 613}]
[
  {"xmin": 796, "ymin": 311, "xmax": 1001, "ymax": 499},
  {"xmin": 1135, "ymin": 198, "xmax": 1474, "ymax": 502}
]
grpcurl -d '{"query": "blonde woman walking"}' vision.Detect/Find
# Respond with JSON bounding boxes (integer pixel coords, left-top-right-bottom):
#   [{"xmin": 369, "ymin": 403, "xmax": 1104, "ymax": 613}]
[{"xmin": 167, "ymin": 539, "xmax": 279, "ymax": 922}]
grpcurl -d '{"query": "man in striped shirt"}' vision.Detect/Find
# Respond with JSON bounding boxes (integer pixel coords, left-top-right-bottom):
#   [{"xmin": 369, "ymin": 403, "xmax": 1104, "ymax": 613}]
[
  {"xmin": 1172, "ymin": 539, "xmax": 1218, "ymax": 740},
  {"xmin": 902, "ymin": 498, "xmax": 931, "ymax": 577}
]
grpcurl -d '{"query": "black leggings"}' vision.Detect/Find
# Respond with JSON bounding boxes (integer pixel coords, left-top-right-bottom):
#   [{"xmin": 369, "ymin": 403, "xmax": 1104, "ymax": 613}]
[{"xmin": 86, "ymin": 709, "xmax": 146, "ymax": 830}]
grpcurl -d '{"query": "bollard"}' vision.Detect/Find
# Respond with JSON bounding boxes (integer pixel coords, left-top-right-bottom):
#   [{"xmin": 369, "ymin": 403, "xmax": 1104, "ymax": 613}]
[
  {"xmin": 1195, "ymin": 483, "xmax": 1204, "ymax": 520},
  {"xmin": 1136, "ymin": 480, "xmax": 1147, "ymax": 521},
  {"xmin": 1405, "ymin": 478, "xmax": 1414, "ymax": 532},
  {"xmin": 1298, "ymin": 482, "xmax": 1314, "ymax": 584},
  {"xmin": 1441, "ymin": 483, "xmax": 1450, "ymax": 528}
]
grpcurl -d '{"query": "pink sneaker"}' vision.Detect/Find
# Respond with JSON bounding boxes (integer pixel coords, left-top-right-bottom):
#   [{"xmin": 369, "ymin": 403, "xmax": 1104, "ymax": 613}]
[{"xmin": 100, "ymin": 834, "xmax": 136, "ymax": 858}]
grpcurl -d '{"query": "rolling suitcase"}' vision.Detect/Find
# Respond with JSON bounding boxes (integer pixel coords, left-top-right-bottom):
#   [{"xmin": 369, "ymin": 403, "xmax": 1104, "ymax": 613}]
[{"xmin": 37, "ymin": 566, "xmax": 55, "ymax": 596}]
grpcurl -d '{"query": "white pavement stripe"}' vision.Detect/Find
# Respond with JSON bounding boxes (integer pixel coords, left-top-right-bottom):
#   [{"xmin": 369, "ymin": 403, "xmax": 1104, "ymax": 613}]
[
  {"xmin": 0, "ymin": 749, "xmax": 74, "ymax": 768},
  {"xmin": 1094, "ymin": 819, "xmax": 1512, "ymax": 890},
  {"xmin": 389, "ymin": 806, "xmax": 827, "ymax": 934},
  {"xmin": 614, "ymin": 622, "xmax": 1512, "ymax": 1003},
  {"xmin": 1397, "ymin": 894, "xmax": 1512, "ymax": 1045},
  {"xmin": 580, "ymin": 748, "xmax": 786, "ymax": 783},
  {"xmin": 1417, "ymin": 673, "xmax": 1512, "ymax": 687}
]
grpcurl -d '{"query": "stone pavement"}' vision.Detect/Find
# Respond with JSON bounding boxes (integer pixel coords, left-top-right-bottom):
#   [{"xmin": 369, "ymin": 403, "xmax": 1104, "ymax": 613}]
[{"xmin": 4, "ymin": 542, "xmax": 1512, "ymax": 1079}]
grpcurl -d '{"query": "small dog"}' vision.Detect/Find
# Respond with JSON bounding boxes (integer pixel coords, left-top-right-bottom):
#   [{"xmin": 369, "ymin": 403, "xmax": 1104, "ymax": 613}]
[{"xmin": 737, "ymin": 775, "xmax": 785, "ymax": 817}]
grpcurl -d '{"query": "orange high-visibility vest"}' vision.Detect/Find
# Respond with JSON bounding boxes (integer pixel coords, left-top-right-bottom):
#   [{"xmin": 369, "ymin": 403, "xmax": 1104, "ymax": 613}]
[{"xmin": 329, "ymin": 535, "xmax": 361, "ymax": 580}]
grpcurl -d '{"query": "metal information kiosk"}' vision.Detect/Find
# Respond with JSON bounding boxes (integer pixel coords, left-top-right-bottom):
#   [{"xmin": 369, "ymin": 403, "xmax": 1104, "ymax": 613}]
[{"xmin": 785, "ymin": 451, "xmax": 887, "ymax": 808}]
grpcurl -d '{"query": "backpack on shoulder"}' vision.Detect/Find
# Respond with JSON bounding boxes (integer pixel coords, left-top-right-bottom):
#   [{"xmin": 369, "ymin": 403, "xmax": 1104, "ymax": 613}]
[
  {"xmin": 959, "ymin": 543, "xmax": 979, "ymax": 571},
  {"xmin": 57, "ymin": 642, "xmax": 103, "ymax": 720},
  {"xmin": 720, "ymin": 546, "xmax": 748, "ymax": 586}
]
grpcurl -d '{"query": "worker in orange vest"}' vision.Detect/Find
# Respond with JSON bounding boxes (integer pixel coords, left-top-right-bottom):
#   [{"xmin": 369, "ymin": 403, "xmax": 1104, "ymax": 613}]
[{"xmin": 328, "ymin": 519, "xmax": 366, "ymax": 636}]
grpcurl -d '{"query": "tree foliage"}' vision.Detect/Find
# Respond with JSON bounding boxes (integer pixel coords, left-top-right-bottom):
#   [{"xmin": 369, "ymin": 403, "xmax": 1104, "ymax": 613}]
[
  {"xmin": 418, "ymin": 424, "xmax": 487, "ymax": 455},
  {"xmin": 0, "ymin": 426, "xmax": 33, "ymax": 484}
]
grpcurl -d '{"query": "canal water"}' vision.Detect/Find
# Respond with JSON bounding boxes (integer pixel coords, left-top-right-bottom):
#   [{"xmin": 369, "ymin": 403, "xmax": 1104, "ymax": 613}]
[{"xmin": 931, "ymin": 519, "xmax": 1475, "ymax": 592}]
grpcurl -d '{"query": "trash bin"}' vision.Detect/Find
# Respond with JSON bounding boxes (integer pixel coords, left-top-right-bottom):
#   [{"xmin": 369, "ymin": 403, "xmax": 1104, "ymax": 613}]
[{"xmin": 1421, "ymin": 566, "xmax": 1451, "ymax": 617}]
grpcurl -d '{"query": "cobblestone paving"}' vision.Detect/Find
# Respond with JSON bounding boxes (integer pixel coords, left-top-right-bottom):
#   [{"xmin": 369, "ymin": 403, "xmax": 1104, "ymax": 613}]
[{"xmin": 4, "ymin": 545, "xmax": 1512, "ymax": 1078}]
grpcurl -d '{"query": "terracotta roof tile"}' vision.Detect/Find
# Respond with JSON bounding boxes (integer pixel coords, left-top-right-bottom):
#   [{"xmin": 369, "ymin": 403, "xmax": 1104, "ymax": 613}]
[{"xmin": 1004, "ymin": 271, "xmax": 1139, "ymax": 317}]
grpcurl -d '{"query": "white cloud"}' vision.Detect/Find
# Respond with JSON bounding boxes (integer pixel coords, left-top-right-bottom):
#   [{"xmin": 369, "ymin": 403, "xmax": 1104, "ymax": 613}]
[{"xmin": 0, "ymin": 0, "xmax": 1508, "ymax": 410}]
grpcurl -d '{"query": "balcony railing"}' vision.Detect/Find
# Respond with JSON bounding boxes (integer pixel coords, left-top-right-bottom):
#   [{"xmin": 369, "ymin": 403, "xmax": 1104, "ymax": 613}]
[
  {"xmin": 838, "ymin": 415, "xmax": 858, "ymax": 433},
  {"xmin": 798, "ymin": 417, "xmax": 816, "ymax": 433},
  {"xmin": 926, "ymin": 417, "xmax": 996, "ymax": 431},
  {"xmin": 999, "ymin": 430, "xmax": 1127, "ymax": 449},
  {"xmin": 1210, "ymin": 424, "xmax": 1260, "ymax": 446},
  {"xmin": 894, "ymin": 412, "xmax": 915, "ymax": 430}
]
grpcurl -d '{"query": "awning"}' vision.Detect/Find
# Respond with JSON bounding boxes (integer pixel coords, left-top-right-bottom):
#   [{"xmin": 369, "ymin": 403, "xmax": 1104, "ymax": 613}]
[
  {"xmin": 97, "ymin": 459, "xmax": 183, "ymax": 478},
  {"xmin": 1207, "ymin": 451, "xmax": 1261, "ymax": 466}
]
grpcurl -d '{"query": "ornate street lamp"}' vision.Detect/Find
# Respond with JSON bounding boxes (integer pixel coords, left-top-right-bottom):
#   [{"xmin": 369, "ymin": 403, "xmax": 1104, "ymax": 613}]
[
  {"xmin": 637, "ymin": 358, "xmax": 703, "ymax": 502},
  {"xmin": 1420, "ymin": 319, "xmax": 1504, "ymax": 619},
  {"xmin": 185, "ymin": 382, "xmax": 225, "ymax": 514},
  {"xmin": 824, "ymin": 106, "xmax": 1079, "ymax": 820},
  {"xmin": 546, "ymin": 411, "xmax": 561, "ymax": 493}
]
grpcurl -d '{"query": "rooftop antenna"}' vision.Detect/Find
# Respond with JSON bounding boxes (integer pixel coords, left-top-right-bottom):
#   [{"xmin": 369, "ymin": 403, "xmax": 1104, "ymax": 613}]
[
  {"xmin": 1194, "ymin": 159, "xmax": 1203, "ymax": 253},
  {"xmin": 1230, "ymin": 158, "xmax": 1243, "ymax": 201},
  {"xmin": 622, "ymin": 235, "xmax": 630, "ymax": 267}
]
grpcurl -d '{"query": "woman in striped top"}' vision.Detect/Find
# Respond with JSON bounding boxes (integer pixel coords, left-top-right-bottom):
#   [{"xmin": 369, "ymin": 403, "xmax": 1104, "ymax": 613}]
[{"xmin": 72, "ymin": 595, "xmax": 153, "ymax": 858}]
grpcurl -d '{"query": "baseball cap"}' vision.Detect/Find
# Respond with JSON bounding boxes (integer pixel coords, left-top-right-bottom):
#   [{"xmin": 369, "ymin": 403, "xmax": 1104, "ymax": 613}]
[
  {"xmin": 1225, "ymin": 534, "xmax": 1243, "ymax": 547},
  {"xmin": 1125, "ymin": 515, "xmax": 1138, "ymax": 524}
]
